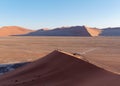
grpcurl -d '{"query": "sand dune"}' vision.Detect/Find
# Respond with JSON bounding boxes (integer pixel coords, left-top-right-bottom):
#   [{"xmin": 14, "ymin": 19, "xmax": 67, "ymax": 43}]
[
  {"xmin": 0, "ymin": 26, "xmax": 33, "ymax": 36},
  {"xmin": 20, "ymin": 26, "xmax": 100, "ymax": 36},
  {"xmin": 0, "ymin": 50, "xmax": 119, "ymax": 86},
  {"xmin": 100, "ymin": 27, "xmax": 120, "ymax": 36}
]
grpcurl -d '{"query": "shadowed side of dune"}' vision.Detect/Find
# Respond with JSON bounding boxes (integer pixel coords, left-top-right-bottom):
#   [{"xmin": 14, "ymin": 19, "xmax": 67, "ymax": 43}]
[
  {"xmin": 100, "ymin": 27, "xmax": 120, "ymax": 36},
  {"xmin": 0, "ymin": 50, "xmax": 119, "ymax": 86},
  {"xmin": 19, "ymin": 26, "xmax": 92, "ymax": 36}
]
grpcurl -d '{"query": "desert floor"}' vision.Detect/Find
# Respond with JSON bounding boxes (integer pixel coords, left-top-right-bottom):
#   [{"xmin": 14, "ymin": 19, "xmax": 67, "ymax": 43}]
[{"xmin": 0, "ymin": 36, "xmax": 119, "ymax": 74}]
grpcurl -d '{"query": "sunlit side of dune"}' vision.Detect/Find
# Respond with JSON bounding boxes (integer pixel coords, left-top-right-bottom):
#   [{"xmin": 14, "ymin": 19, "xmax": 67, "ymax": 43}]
[{"xmin": 0, "ymin": 26, "xmax": 33, "ymax": 36}]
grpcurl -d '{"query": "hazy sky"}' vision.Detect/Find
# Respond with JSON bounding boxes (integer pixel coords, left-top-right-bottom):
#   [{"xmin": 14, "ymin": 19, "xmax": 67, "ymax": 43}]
[{"xmin": 0, "ymin": 0, "xmax": 120, "ymax": 29}]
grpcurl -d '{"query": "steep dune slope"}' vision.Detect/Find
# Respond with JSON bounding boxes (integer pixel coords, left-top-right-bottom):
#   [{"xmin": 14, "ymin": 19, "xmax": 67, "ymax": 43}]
[
  {"xmin": 0, "ymin": 50, "xmax": 119, "ymax": 86},
  {"xmin": 85, "ymin": 26, "xmax": 101, "ymax": 36},
  {"xmin": 0, "ymin": 26, "xmax": 33, "ymax": 36}
]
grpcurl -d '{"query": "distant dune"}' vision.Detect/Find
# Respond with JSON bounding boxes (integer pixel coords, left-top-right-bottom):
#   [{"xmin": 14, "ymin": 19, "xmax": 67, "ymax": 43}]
[
  {"xmin": 0, "ymin": 50, "xmax": 119, "ymax": 86},
  {"xmin": 0, "ymin": 26, "xmax": 33, "ymax": 36},
  {"xmin": 20, "ymin": 26, "xmax": 101, "ymax": 37},
  {"xmin": 100, "ymin": 27, "xmax": 120, "ymax": 36}
]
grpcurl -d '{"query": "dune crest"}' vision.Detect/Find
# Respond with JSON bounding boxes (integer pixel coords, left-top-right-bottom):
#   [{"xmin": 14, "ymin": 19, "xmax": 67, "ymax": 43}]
[{"xmin": 0, "ymin": 50, "xmax": 119, "ymax": 86}]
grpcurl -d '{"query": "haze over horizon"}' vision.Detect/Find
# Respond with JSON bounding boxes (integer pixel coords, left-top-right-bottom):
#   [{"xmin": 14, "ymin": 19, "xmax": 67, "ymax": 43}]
[{"xmin": 0, "ymin": 0, "xmax": 120, "ymax": 30}]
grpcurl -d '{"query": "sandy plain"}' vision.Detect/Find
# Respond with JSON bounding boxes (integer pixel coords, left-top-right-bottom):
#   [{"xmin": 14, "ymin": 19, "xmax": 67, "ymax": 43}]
[{"xmin": 0, "ymin": 36, "xmax": 119, "ymax": 74}]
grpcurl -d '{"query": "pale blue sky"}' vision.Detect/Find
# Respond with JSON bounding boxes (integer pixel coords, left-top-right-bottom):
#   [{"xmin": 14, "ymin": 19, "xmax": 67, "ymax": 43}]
[{"xmin": 0, "ymin": 0, "xmax": 120, "ymax": 29}]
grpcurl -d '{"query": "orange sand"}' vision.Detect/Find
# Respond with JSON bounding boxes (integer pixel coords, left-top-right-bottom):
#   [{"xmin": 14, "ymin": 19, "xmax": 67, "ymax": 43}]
[{"xmin": 0, "ymin": 26, "xmax": 33, "ymax": 36}]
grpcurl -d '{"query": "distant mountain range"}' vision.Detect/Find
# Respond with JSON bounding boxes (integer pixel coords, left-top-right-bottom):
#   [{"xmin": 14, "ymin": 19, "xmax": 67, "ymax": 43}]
[{"xmin": 0, "ymin": 25, "xmax": 120, "ymax": 36}]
